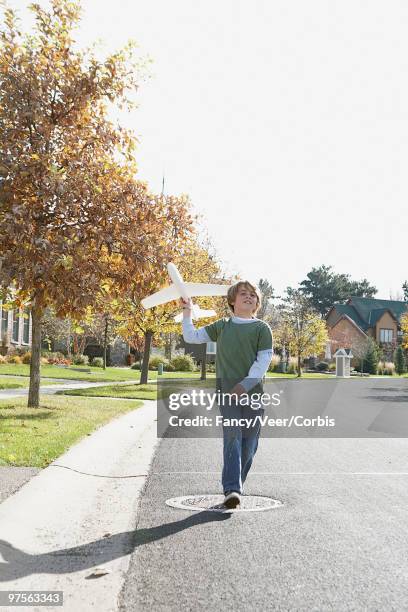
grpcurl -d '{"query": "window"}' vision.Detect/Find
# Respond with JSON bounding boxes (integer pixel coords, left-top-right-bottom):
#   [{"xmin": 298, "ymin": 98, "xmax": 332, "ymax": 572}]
[
  {"xmin": 12, "ymin": 309, "xmax": 20, "ymax": 342},
  {"xmin": 1, "ymin": 307, "xmax": 8, "ymax": 340},
  {"xmin": 379, "ymin": 328, "xmax": 393, "ymax": 343},
  {"xmin": 206, "ymin": 341, "xmax": 216, "ymax": 355},
  {"xmin": 23, "ymin": 308, "xmax": 30, "ymax": 344}
]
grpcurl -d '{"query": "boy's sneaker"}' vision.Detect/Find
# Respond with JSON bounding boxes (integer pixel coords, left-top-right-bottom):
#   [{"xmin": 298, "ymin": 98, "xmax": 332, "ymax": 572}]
[{"xmin": 223, "ymin": 491, "xmax": 241, "ymax": 509}]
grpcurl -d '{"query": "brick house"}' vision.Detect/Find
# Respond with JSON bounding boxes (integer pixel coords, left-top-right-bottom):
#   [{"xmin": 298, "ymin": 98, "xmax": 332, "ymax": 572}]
[
  {"xmin": 326, "ymin": 297, "xmax": 408, "ymax": 359},
  {"xmin": 0, "ymin": 301, "xmax": 32, "ymax": 355}
]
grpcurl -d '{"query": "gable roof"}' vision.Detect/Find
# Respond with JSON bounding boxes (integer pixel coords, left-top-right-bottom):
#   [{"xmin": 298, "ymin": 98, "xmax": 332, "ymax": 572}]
[
  {"xmin": 347, "ymin": 297, "xmax": 407, "ymax": 323},
  {"xmin": 334, "ymin": 348, "xmax": 353, "ymax": 357},
  {"xmin": 327, "ymin": 296, "xmax": 408, "ymax": 334},
  {"xmin": 328, "ymin": 303, "xmax": 369, "ymax": 331}
]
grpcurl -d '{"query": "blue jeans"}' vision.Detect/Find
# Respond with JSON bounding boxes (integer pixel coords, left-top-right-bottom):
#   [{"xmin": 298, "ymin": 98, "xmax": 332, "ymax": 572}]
[{"xmin": 218, "ymin": 398, "xmax": 264, "ymax": 495}]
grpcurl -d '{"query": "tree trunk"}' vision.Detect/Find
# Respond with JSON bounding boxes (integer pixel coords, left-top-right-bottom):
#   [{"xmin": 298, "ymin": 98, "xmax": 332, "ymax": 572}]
[
  {"xmin": 140, "ymin": 330, "xmax": 153, "ymax": 385},
  {"xmin": 164, "ymin": 333, "xmax": 172, "ymax": 361},
  {"xmin": 200, "ymin": 343, "xmax": 207, "ymax": 381},
  {"xmin": 67, "ymin": 319, "xmax": 72, "ymax": 357},
  {"xmin": 103, "ymin": 316, "xmax": 108, "ymax": 370},
  {"xmin": 28, "ymin": 300, "xmax": 43, "ymax": 408},
  {"xmin": 297, "ymin": 353, "xmax": 302, "ymax": 377}
]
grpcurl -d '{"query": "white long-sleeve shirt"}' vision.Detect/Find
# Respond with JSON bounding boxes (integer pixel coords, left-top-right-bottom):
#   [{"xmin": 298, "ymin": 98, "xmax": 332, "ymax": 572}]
[{"xmin": 182, "ymin": 315, "xmax": 273, "ymax": 392}]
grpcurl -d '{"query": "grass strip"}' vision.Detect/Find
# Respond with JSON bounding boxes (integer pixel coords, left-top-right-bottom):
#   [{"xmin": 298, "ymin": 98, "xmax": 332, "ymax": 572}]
[{"xmin": 0, "ymin": 394, "xmax": 143, "ymax": 468}]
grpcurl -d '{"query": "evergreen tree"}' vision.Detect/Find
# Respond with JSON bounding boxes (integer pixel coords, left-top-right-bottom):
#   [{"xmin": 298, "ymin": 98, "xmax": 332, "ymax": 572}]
[
  {"xmin": 402, "ymin": 281, "xmax": 408, "ymax": 302},
  {"xmin": 299, "ymin": 265, "xmax": 377, "ymax": 316},
  {"xmin": 363, "ymin": 338, "xmax": 380, "ymax": 375},
  {"xmin": 394, "ymin": 346, "xmax": 406, "ymax": 375}
]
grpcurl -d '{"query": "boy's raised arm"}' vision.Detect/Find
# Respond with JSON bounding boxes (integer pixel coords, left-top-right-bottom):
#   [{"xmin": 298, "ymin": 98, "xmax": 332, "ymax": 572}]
[{"xmin": 181, "ymin": 298, "xmax": 212, "ymax": 344}]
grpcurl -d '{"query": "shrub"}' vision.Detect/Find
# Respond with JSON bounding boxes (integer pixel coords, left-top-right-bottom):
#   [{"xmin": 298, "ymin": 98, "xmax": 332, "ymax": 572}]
[
  {"xmin": 328, "ymin": 362, "xmax": 336, "ymax": 371},
  {"xmin": 384, "ymin": 361, "xmax": 395, "ymax": 376},
  {"xmin": 316, "ymin": 361, "xmax": 329, "ymax": 372},
  {"xmin": 0, "ymin": 354, "xmax": 7, "ymax": 363},
  {"xmin": 22, "ymin": 352, "xmax": 31, "ymax": 364},
  {"xmin": 378, "ymin": 361, "xmax": 395, "ymax": 375},
  {"xmin": 205, "ymin": 362, "xmax": 216, "ymax": 373},
  {"xmin": 149, "ymin": 356, "xmax": 169, "ymax": 370},
  {"xmin": 287, "ymin": 357, "xmax": 298, "ymax": 375},
  {"xmin": 40, "ymin": 357, "xmax": 49, "ymax": 365},
  {"xmin": 12, "ymin": 347, "xmax": 26, "ymax": 357},
  {"xmin": 46, "ymin": 351, "xmax": 71, "ymax": 365},
  {"xmin": 131, "ymin": 361, "xmax": 142, "ymax": 370},
  {"xmin": 268, "ymin": 355, "xmax": 281, "ymax": 372},
  {"xmin": 72, "ymin": 354, "xmax": 89, "ymax": 365},
  {"xmin": 91, "ymin": 357, "xmax": 104, "ymax": 367},
  {"xmin": 170, "ymin": 354, "xmax": 195, "ymax": 372},
  {"xmin": 7, "ymin": 354, "xmax": 22, "ymax": 364}
]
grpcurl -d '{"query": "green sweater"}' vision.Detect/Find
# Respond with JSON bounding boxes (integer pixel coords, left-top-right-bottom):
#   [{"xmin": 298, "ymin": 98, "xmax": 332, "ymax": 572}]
[{"xmin": 204, "ymin": 317, "xmax": 273, "ymax": 395}]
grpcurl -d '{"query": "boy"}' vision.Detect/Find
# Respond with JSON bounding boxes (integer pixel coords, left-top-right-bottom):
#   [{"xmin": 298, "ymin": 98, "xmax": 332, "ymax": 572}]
[{"xmin": 181, "ymin": 281, "xmax": 273, "ymax": 509}]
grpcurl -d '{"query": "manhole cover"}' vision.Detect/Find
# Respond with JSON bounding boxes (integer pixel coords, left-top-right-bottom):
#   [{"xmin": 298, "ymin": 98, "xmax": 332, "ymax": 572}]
[{"xmin": 165, "ymin": 494, "xmax": 283, "ymax": 513}]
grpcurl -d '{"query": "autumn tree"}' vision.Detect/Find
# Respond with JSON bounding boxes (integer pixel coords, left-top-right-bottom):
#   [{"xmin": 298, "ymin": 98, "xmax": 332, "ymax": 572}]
[
  {"xmin": 0, "ymin": 1, "xmax": 192, "ymax": 406},
  {"xmin": 275, "ymin": 288, "xmax": 328, "ymax": 377},
  {"xmin": 401, "ymin": 312, "xmax": 408, "ymax": 351}
]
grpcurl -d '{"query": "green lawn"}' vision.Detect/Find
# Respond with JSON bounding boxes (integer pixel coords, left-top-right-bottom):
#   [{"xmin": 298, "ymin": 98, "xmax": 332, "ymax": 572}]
[
  {"xmin": 0, "ymin": 394, "xmax": 143, "ymax": 468},
  {"xmin": 1, "ymin": 363, "xmax": 400, "ymax": 389},
  {"xmin": 57, "ymin": 383, "xmax": 157, "ymax": 401},
  {"xmin": 0, "ymin": 363, "xmax": 209, "ymax": 382},
  {"xmin": 0, "ymin": 363, "xmax": 140, "ymax": 382}
]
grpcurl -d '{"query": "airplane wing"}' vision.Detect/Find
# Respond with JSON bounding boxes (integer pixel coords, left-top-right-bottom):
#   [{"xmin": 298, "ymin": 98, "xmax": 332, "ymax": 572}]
[
  {"xmin": 184, "ymin": 282, "xmax": 230, "ymax": 297},
  {"xmin": 194, "ymin": 308, "xmax": 217, "ymax": 319},
  {"xmin": 174, "ymin": 306, "xmax": 217, "ymax": 323},
  {"xmin": 141, "ymin": 284, "xmax": 180, "ymax": 309}
]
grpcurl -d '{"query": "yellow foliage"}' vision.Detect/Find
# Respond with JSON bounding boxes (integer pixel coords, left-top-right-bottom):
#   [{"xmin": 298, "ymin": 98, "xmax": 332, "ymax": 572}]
[{"xmin": 401, "ymin": 313, "xmax": 408, "ymax": 349}]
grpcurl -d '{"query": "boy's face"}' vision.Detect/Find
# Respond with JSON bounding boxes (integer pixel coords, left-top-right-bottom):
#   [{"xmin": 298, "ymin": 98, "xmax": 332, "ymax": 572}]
[{"xmin": 232, "ymin": 285, "xmax": 258, "ymax": 316}]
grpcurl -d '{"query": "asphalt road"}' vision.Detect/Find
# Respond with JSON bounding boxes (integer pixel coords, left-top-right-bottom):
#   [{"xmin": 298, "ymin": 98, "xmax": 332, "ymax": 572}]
[
  {"xmin": 0, "ymin": 467, "xmax": 41, "ymax": 504},
  {"xmin": 119, "ymin": 378, "xmax": 408, "ymax": 611}
]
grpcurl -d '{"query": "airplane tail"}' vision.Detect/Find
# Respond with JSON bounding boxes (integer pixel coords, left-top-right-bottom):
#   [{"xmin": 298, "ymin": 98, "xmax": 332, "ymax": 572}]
[{"xmin": 174, "ymin": 303, "xmax": 216, "ymax": 323}]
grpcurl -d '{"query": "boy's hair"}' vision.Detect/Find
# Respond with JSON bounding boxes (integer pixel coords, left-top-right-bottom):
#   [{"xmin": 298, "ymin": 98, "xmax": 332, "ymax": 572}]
[{"xmin": 227, "ymin": 281, "xmax": 262, "ymax": 315}]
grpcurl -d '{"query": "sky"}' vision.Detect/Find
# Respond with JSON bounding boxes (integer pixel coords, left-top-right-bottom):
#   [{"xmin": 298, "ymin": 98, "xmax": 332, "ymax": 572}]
[{"xmin": 10, "ymin": 0, "xmax": 408, "ymax": 299}]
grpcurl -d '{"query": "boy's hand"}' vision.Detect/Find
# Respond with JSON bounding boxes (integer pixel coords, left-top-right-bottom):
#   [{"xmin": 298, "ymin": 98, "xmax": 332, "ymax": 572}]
[
  {"xmin": 180, "ymin": 297, "xmax": 193, "ymax": 316},
  {"xmin": 230, "ymin": 383, "xmax": 246, "ymax": 398}
]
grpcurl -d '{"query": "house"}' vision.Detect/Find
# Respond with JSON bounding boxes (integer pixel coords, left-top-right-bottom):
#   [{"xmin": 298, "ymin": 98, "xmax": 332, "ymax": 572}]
[
  {"xmin": 0, "ymin": 301, "xmax": 32, "ymax": 355},
  {"xmin": 181, "ymin": 337, "xmax": 216, "ymax": 365},
  {"xmin": 51, "ymin": 335, "xmax": 132, "ymax": 367},
  {"xmin": 84, "ymin": 336, "xmax": 131, "ymax": 367},
  {"xmin": 326, "ymin": 296, "xmax": 408, "ymax": 359}
]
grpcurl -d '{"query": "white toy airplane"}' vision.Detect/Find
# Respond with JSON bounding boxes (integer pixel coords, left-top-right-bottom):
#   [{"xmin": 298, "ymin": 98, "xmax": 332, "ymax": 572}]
[{"xmin": 141, "ymin": 262, "xmax": 230, "ymax": 322}]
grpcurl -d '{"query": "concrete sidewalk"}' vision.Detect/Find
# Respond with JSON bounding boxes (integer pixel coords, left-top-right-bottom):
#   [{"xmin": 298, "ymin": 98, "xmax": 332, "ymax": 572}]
[{"xmin": 0, "ymin": 400, "xmax": 158, "ymax": 612}]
